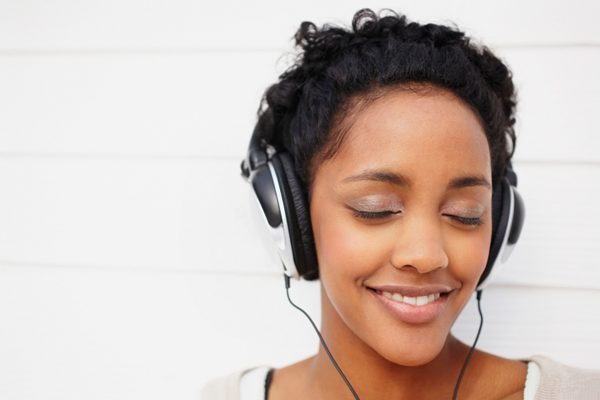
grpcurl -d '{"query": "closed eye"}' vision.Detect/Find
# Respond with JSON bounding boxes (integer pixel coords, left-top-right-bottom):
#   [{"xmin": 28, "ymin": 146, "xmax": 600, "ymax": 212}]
[
  {"xmin": 446, "ymin": 215, "xmax": 484, "ymax": 226},
  {"xmin": 351, "ymin": 209, "xmax": 401, "ymax": 220},
  {"xmin": 350, "ymin": 208, "xmax": 483, "ymax": 226}
]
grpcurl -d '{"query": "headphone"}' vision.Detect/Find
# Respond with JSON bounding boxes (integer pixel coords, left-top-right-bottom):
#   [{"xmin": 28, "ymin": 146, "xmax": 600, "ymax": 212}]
[{"xmin": 240, "ymin": 125, "xmax": 525, "ymax": 290}]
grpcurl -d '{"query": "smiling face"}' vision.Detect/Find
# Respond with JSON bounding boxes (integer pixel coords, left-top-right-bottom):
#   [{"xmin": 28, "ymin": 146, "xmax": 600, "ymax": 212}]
[{"xmin": 309, "ymin": 85, "xmax": 493, "ymax": 366}]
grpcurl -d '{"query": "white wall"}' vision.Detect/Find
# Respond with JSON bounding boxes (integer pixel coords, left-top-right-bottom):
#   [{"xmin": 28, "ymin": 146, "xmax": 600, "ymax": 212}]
[{"xmin": 0, "ymin": 1, "xmax": 599, "ymax": 399}]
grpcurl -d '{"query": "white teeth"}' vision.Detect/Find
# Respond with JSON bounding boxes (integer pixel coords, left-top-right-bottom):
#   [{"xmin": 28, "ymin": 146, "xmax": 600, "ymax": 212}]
[
  {"xmin": 415, "ymin": 296, "xmax": 428, "ymax": 306},
  {"xmin": 403, "ymin": 296, "xmax": 417, "ymax": 305},
  {"xmin": 379, "ymin": 291, "xmax": 442, "ymax": 306}
]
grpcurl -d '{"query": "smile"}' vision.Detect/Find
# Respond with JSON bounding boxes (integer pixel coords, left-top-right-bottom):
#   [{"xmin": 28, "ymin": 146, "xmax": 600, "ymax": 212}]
[{"xmin": 367, "ymin": 287, "xmax": 452, "ymax": 324}]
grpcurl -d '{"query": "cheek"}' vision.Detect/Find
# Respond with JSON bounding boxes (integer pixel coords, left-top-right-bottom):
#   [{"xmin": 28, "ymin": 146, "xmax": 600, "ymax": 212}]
[
  {"xmin": 314, "ymin": 211, "xmax": 492, "ymax": 287},
  {"xmin": 313, "ymin": 210, "xmax": 386, "ymax": 283},
  {"xmin": 445, "ymin": 222, "xmax": 493, "ymax": 288},
  {"xmin": 314, "ymin": 212, "xmax": 361, "ymax": 281}
]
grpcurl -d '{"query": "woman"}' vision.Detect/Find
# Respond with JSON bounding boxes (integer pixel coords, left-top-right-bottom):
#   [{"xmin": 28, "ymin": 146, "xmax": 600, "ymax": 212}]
[{"xmin": 203, "ymin": 9, "xmax": 600, "ymax": 399}]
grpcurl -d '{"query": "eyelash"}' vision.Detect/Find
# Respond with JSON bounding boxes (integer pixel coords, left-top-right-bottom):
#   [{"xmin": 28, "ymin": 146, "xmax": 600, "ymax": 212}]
[
  {"xmin": 351, "ymin": 210, "xmax": 483, "ymax": 226},
  {"xmin": 451, "ymin": 215, "xmax": 484, "ymax": 226},
  {"xmin": 352, "ymin": 210, "xmax": 401, "ymax": 220}
]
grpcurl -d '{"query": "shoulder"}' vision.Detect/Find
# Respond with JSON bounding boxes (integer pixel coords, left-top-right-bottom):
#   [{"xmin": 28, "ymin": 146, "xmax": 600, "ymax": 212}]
[
  {"xmin": 200, "ymin": 367, "xmax": 272, "ymax": 400},
  {"xmin": 466, "ymin": 350, "xmax": 528, "ymax": 399},
  {"xmin": 524, "ymin": 354, "xmax": 600, "ymax": 398}
]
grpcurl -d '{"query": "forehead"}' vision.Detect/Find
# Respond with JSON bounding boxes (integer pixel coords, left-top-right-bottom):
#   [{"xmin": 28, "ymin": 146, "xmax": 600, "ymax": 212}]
[{"xmin": 321, "ymin": 87, "xmax": 491, "ymax": 182}]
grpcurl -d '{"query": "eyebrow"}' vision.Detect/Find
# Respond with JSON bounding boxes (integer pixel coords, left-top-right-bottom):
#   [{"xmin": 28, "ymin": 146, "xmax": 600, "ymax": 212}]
[{"xmin": 341, "ymin": 169, "xmax": 491, "ymax": 190}]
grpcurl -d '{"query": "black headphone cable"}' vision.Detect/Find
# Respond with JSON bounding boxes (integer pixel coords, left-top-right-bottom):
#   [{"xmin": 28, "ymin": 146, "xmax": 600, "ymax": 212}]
[
  {"xmin": 283, "ymin": 274, "xmax": 485, "ymax": 400},
  {"xmin": 452, "ymin": 289, "xmax": 484, "ymax": 400},
  {"xmin": 284, "ymin": 274, "xmax": 361, "ymax": 400}
]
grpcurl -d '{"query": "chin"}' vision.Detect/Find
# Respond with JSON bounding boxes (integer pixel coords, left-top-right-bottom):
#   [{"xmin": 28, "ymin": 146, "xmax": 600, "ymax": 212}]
[
  {"xmin": 388, "ymin": 349, "xmax": 442, "ymax": 367},
  {"xmin": 368, "ymin": 327, "xmax": 450, "ymax": 367}
]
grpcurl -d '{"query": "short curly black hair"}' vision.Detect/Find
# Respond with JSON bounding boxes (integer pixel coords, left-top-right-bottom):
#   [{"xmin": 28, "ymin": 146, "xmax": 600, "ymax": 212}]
[{"xmin": 254, "ymin": 8, "xmax": 517, "ymax": 193}]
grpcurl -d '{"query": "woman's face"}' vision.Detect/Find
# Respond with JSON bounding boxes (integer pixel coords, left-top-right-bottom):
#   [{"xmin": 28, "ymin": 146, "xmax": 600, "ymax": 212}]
[{"xmin": 309, "ymin": 86, "xmax": 493, "ymax": 366}]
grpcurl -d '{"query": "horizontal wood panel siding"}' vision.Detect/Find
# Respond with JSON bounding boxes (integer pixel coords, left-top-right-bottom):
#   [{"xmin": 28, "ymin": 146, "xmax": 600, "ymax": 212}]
[
  {"xmin": 0, "ymin": 2, "xmax": 598, "ymax": 399},
  {"xmin": 0, "ymin": 48, "xmax": 599, "ymax": 161},
  {"xmin": 1, "ymin": 0, "xmax": 599, "ymax": 50},
  {"xmin": 0, "ymin": 265, "xmax": 597, "ymax": 400},
  {"xmin": 0, "ymin": 159, "xmax": 598, "ymax": 290}
]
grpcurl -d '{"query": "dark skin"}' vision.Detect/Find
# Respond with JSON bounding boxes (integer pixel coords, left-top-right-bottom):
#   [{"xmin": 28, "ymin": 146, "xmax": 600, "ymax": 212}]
[
  {"xmin": 269, "ymin": 86, "xmax": 527, "ymax": 399},
  {"xmin": 269, "ymin": 341, "xmax": 527, "ymax": 399}
]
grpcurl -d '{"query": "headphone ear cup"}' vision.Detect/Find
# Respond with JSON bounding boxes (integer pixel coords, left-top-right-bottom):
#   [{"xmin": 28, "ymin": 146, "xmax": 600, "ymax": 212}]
[
  {"xmin": 507, "ymin": 186, "xmax": 525, "ymax": 246},
  {"xmin": 271, "ymin": 152, "xmax": 319, "ymax": 280},
  {"xmin": 478, "ymin": 177, "xmax": 512, "ymax": 287}
]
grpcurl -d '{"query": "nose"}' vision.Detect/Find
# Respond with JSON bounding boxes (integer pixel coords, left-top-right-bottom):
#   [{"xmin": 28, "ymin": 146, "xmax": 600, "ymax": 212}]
[{"xmin": 390, "ymin": 213, "xmax": 449, "ymax": 274}]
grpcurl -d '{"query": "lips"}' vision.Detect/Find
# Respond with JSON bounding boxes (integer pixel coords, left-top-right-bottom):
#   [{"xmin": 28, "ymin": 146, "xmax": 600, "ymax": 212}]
[
  {"xmin": 367, "ymin": 284, "xmax": 453, "ymax": 297},
  {"xmin": 366, "ymin": 284, "xmax": 455, "ymax": 324}
]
